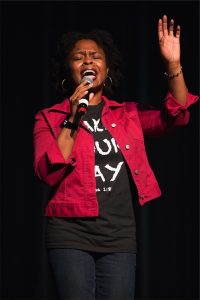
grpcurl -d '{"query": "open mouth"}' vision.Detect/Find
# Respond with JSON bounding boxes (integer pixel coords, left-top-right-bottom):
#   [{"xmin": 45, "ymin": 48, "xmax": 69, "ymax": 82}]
[{"xmin": 81, "ymin": 69, "xmax": 97, "ymax": 81}]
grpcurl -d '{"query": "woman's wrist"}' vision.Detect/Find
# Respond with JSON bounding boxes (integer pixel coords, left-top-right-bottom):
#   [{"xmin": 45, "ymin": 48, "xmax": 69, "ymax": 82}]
[
  {"xmin": 61, "ymin": 114, "xmax": 78, "ymax": 130},
  {"xmin": 164, "ymin": 62, "xmax": 182, "ymax": 79},
  {"xmin": 165, "ymin": 62, "xmax": 182, "ymax": 73},
  {"xmin": 164, "ymin": 66, "xmax": 182, "ymax": 79}
]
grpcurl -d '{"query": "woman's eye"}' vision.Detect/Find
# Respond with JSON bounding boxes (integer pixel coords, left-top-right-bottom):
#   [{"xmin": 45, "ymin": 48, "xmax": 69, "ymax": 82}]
[
  {"xmin": 93, "ymin": 55, "xmax": 101, "ymax": 59},
  {"xmin": 73, "ymin": 56, "xmax": 82, "ymax": 60}
]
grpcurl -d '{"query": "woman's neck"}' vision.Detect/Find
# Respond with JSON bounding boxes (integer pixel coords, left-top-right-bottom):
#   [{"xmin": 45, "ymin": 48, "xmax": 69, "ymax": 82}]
[{"xmin": 89, "ymin": 89, "xmax": 103, "ymax": 106}]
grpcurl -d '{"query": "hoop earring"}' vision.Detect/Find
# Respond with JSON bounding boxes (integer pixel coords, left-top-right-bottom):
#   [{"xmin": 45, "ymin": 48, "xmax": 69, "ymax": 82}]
[
  {"xmin": 61, "ymin": 78, "xmax": 68, "ymax": 91},
  {"xmin": 104, "ymin": 76, "xmax": 112, "ymax": 88}
]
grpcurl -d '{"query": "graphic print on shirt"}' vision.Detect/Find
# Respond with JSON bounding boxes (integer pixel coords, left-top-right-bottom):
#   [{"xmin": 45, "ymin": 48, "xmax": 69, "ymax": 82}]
[{"xmin": 83, "ymin": 117, "xmax": 124, "ymax": 194}]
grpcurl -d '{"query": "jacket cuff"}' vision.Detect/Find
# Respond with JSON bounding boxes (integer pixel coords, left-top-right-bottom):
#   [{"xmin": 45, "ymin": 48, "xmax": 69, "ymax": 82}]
[
  {"xmin": 164, "ymin": 91, "xmax": 199, "ymax": 116},
  {"xmin": 46, "ymin": 140, "xmax": 77, "ymax": 166}
]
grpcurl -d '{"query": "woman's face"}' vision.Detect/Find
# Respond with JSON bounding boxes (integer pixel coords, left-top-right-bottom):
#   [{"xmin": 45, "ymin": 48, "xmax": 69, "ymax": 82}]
[{"xmin": 67, "ymin": 39, "xmax": 109, "ymax": 90}]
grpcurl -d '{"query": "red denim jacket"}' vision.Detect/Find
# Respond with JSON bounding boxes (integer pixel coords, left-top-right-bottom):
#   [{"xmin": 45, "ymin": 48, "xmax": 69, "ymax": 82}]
[{"xmin": 33, "ymin": 92, "xmax": 198, "ymax": 217}]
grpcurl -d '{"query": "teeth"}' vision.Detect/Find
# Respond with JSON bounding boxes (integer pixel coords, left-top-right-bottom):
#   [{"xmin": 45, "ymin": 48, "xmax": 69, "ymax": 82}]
[{"xmin": 83, "ymin": 70, "xmax": 96, "ymax": 76}]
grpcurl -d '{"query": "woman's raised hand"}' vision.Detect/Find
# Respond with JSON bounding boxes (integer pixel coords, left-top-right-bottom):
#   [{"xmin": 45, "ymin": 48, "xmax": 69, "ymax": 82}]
[{"xmin": 158, "ymin": 15, "xmax": 181, "ymax": 67}]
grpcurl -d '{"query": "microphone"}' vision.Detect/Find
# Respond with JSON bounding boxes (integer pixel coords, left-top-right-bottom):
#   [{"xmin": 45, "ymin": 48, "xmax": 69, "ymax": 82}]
[{"xmin": 77, "ymin": 76, "xmax": 93, "ymax": 116}]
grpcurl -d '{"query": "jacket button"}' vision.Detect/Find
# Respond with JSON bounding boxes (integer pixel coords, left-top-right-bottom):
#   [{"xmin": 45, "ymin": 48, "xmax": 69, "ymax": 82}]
[
  {"xmin": 134, "ymin": 169, "xmax": 139, "ymax": 175},
  {"xmin": 140, "ymin": 194, "xmax": 145, "ymax": 199},
  {"xmin": 71, "ymin": 157, "xmax": 77, "ymax": 166},
  {"xmin": 125, "ymin": 144, "xmax": 130, "ymax": 150},
  {"xmin": 111, "ymin": 123, "xmax": 116, "ymax": 128}
]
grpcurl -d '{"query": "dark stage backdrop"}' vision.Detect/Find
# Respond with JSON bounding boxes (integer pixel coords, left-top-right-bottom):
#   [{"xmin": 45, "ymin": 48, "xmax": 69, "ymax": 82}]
[{"xmin": 1, "ymin": 1, "xmax": 199, "ymax": 300}]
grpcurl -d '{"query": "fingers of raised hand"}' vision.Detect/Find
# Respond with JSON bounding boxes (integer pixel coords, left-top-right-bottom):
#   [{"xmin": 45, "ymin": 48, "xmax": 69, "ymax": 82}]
[
  {"xmin": 158, "ymin": 15, "xmax": 180, "ymax": 42},
  {"xmin": 162, "ymin": 15, "xmax": 168, "ymax": 36},
  {"xmin": 169, "ymin": 19, "xmax": 174, "ymax": 36},
  {"xmin": 158, "ymin": 18, "xmax": 164, "ymax": 41},
  {"xmin": 169, "ymin": 19, "xmax": 181, "ymax": 39},
  {"xmin": 175, "ymin": 25, "xmax": 181, "ymax": 39}
]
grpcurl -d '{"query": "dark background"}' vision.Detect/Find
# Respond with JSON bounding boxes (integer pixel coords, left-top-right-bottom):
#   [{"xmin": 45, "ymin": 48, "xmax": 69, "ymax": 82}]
[{"xmin": 0, "ymin": 1, "xmax": 199, "ymax": 299}]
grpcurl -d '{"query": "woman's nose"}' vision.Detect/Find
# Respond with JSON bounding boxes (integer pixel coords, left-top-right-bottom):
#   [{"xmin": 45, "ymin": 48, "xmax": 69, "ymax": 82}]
[{"xmin": 82, "ymin": 57, "xmax": 93, "ymax": 65}]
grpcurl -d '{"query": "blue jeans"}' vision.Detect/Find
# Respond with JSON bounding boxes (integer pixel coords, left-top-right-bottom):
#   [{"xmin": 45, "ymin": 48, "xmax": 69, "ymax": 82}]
[{"xmin": 48, "ymin": 248, "xmax": 136, "ymax": 300}]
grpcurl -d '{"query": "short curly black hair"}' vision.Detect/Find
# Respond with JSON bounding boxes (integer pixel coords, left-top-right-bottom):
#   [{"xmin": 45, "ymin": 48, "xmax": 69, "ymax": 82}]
[{"xmin": 51, "ymin": 29, "xmax": 124, "ymax": 98}]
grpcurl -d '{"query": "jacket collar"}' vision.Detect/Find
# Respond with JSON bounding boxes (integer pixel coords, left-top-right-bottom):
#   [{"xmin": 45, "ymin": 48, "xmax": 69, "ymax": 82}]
[
  {"xmin": 47, "ymin": 98, "xmax": 71, "ymax": 114},
  {"xmin": 102, "ymin": 95, "xmax": 125, "ymax": 108}
]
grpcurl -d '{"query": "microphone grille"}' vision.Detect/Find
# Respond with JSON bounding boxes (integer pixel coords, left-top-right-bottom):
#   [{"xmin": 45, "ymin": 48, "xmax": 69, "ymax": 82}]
[{"xmin": 81, "ymin": 76, "xmax": 93, "ymax": 84}]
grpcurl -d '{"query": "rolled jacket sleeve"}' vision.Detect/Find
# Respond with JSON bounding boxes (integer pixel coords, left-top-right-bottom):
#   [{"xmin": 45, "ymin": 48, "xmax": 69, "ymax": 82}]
[
  {"xmin": 164, "ymin": 91, "xmax": 199, "ymax": 116},
  {"xmin": 137, "ymin": 90, "xmax": 199, "ymax": 137},
  {"xmin": 33, "ymin": 111, "xmax": 77, "ymax": 186}
]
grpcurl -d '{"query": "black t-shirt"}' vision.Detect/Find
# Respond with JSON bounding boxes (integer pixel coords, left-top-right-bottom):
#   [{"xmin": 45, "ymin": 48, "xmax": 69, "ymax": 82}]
[{"xmin": 46, "ymin": 101, "xmax": 137, "ymax": 253}]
